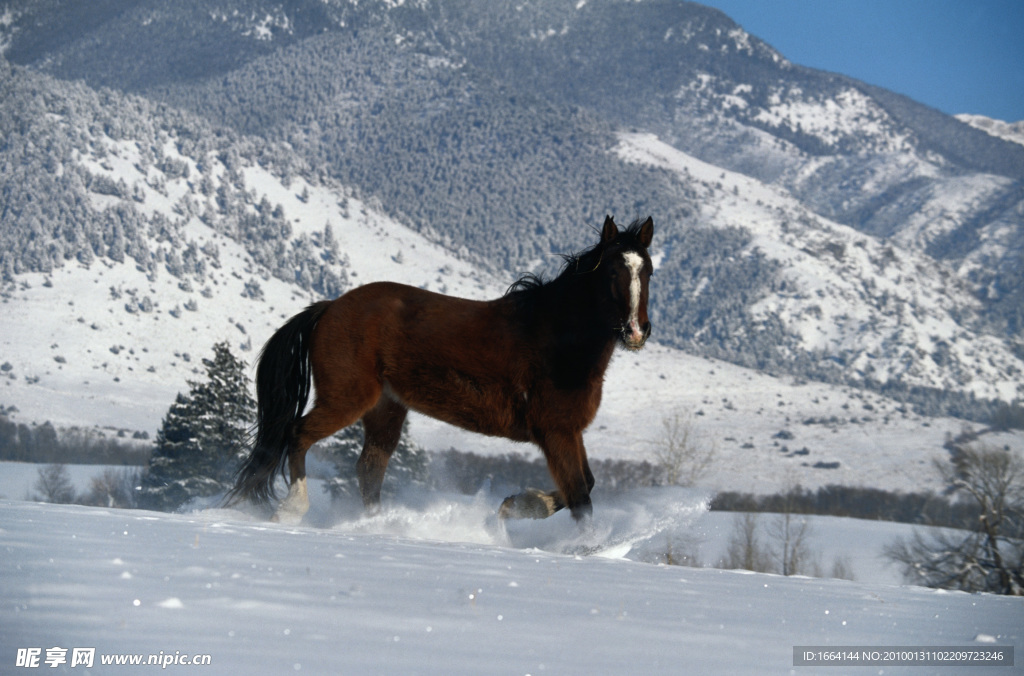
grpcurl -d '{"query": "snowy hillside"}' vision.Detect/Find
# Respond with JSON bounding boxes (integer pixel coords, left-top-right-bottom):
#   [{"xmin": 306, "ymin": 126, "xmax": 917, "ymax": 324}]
[
  {"xmin": 2, "ymin": 0, "xmax": 1024, "ymax": 504},
  {"xmin": 2, "ymin": 116, "xmax": 1022, "ymax": 496},
  {"xmin": 4, "ymin": 52, "xmax": 1021, "ymax": 499},
  {"xmin": 615, "ymin": 132, "xmax": 1024, "ymax": 403},
  {"xmin": 3, "ymin": 499, "xmax": 1020, "ymax": 674},
  {"xmin": 0, "ymin": 93, "xmax": 500, "ymax": 434},
  {"xmin": 957, "ymin": 114, "xmax": 1024, "ymax": 148}
]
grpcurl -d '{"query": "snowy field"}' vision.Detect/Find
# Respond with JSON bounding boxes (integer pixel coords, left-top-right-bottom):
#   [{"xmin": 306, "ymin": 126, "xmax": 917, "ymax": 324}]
[
  {"xmin": 0, "ymin": 461, "xmax": 974, "ymax": 586},
  {"xmin": 2, "ymin": 489, "xmax": 1021, "ymax": 675}
]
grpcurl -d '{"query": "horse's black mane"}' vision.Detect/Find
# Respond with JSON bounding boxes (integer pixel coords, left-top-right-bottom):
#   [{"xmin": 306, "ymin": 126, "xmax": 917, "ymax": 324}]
[{"xmin": 505, "ymin": 218, "xmax": 650, "ymax": 297}]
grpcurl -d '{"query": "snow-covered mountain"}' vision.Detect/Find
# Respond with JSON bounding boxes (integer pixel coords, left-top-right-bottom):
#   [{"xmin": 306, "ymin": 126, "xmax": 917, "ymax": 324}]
[
  {"xmin": 616, "ymin": 132, "xmax": 1021, "ymax": 402},
  {"xmin": 957, "ymin": 114, "xmax": 1024, "ymax": 148},
  {"xmin": 1, "ymin": 0, "xmax": 1023, "ymax": 498}
]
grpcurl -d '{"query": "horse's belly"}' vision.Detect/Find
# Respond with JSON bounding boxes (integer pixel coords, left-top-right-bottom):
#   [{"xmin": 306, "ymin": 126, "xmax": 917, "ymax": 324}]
[{"xmin": 387, "ymin": 374, "xmax": 530, "ymax": 442}]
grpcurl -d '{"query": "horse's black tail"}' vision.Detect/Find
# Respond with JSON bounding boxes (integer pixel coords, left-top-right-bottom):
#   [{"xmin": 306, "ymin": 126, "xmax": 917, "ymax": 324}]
[{"xmin": 226, "ymin": 301, "xmax": 331, "ymax": 506}]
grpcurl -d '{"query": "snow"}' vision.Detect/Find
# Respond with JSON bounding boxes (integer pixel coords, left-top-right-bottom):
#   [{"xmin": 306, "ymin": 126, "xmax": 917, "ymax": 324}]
[
  {"xmin": 0, "ymin": 460, "xmax": 981, "ymax": 588},
  {"xmin": 751, "ymin": 87, "xmax": 913, "ymax": 153},
  {"xmin": 0, "ymin": 126, "xmax": 500, "ymax": 437},
  {"xmin": 0, "ymin": 6, "xmax": 20, "ymax": 55},
  {"xmin": 2, "ymin": 496, "xmax": 1020, "ymax": 674},
  {"xmin": 614, "ymin": 131, "xmax": 1024, "ymax": 403},
  {"xmin": 956, "ymin": 114, "xmax": 1024, "ymax": 148}
]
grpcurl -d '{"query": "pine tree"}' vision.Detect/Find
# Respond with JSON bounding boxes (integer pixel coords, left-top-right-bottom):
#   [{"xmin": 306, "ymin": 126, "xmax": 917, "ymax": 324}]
[{"xmin": 139, "ymin": 342, "xmax": 255, "ymax": 511}]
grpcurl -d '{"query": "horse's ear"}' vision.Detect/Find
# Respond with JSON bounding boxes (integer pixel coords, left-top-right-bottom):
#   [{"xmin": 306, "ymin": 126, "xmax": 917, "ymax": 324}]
[
  {"xmin": 638, "ymin": 216, "xmax": 653, "ymax": 249},
  {"xmin": 601, "ymin": 215, "xmax": 618, "ymax": 245}
]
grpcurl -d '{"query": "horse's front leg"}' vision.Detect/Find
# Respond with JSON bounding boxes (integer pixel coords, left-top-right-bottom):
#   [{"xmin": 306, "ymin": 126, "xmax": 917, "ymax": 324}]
[
  {"xmin": 498, "ymin": 449, "xmax": 596, "ymax": 520},
  {"xmin": 504, "ymin": 429, "xmax": 593, "ymax": 523}
]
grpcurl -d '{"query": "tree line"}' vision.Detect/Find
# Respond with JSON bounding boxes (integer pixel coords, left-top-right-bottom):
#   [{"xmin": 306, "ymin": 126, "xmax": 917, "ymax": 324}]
[{"xmin": 0, "ymin": 412, "xmax": 149, "ymax": 466}]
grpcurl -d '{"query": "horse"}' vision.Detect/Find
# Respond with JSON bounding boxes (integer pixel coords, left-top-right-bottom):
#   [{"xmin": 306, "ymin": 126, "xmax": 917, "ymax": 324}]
[{"xmin": 226, "ymin": 215, "xmax": 654, "ymax": 524}]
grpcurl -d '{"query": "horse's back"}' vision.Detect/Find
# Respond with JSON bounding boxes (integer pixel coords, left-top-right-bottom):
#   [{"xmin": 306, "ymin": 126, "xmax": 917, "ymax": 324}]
[{"xmin": 321, "ymin": 281, "xmax": 497, "ymax": 344}]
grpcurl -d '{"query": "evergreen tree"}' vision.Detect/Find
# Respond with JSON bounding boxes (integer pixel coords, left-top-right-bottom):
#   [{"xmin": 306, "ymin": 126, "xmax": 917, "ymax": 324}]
[{"xmin": 139, "ymin": 342, "xmax": 255, "ymax": 511}]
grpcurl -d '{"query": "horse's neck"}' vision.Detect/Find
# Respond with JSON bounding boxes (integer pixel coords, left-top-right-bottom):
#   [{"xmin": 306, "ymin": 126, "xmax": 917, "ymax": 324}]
[{"xmin": 538, "ymin": 281, "xmax": 617, "ymax": 375}]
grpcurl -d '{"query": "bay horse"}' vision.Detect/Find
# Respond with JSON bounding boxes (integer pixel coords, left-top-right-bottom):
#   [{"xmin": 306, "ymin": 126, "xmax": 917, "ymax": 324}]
[{"xmin": 227, "ymin": 216, "xmax": 654, "ymax": 524}]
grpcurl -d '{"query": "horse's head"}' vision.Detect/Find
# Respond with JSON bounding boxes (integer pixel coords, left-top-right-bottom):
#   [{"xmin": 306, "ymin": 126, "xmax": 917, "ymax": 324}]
[{"xmin": 595, "ymin": 216, "xmax": 654, "ymax": 351}]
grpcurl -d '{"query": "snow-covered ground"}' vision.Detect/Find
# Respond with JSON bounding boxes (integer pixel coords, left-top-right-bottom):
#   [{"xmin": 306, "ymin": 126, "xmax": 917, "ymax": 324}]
[
  {"xmin": 2, "ymin": 495, "xmax": 1020, "ymax": 675},
  {"xmin": 0, "ymin": 462, "xmax": 931, "ymax": 587},
  {"xmin": 0, "ymin": 461, "xmax": 940, "ymax": 586}
]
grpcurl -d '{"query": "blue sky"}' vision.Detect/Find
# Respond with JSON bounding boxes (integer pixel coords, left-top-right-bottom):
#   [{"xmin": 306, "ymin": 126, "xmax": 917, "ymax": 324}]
[{"xmin": 695, "ymin": 0, "xmax": 1024, "ymax": 122}]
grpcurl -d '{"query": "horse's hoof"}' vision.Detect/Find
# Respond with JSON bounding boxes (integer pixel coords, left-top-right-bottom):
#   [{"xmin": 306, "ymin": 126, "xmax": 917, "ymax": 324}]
[
  {"xmin": 271, "ymin": 478, "xmax": 309, "ymax": 524},
  {"xmin": 270, "ymin": 509, "xmax": 304, "ymax": 525},
  {"xmin": 498, "ymin": 488, "xmax": 565, "ymax": 519}
]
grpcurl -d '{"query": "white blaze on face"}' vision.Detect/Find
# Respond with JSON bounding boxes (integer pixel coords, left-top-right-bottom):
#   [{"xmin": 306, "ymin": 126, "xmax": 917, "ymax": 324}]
[{"xmin": 623, "ymin": 251, "xmax": 644, "ymax": 340}]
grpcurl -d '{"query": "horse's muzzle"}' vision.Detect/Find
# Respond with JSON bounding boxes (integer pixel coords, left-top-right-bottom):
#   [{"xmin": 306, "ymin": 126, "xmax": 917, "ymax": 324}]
[{"xmin": 621, "ymin": 321, "xmax": 651, "ymax": 350}]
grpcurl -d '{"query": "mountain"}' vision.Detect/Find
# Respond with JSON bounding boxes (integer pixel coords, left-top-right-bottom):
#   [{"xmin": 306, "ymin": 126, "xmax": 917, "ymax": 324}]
[
  {"xmin": 1, "ymin": 0, "xmax": 1022, "ymax": 446},
  {"xmin": 956, "ymin": 114, "xmax": 1024, "ymax": 149},
  {"xmin": 0, "ymin": 58, "xmax": 499, "ymax": 436}
]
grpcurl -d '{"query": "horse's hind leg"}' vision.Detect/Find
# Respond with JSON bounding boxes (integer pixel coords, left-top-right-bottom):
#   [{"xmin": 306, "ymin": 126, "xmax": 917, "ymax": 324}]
[
  {"xmin": 272, "ymin": 399, "xmax": 371, "ymax": 523},
  {"xmin": 356, "ymin": 393, "xmax": 409, "ymax": 512}
]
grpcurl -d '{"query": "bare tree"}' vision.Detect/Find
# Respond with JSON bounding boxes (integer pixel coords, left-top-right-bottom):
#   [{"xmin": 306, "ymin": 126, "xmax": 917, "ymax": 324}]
[
  {"xmin": 650, "ymin": 409, "xmax": 716, "ymax": 487},
  {"xmin": 886, "ymin": 445, "xmax": 1024, "ymax": 595},
  {"xmin": 33, "ymin": 463, "xmax": 77, "ymax": 504},
  {"xmin": 82, "ymin": 467, "xmax": 142, "ymax": 508},
  {"xmin": 722, "ymin": 512, "xmax": 773, "ymax": 573},
  {"xmin": 760, "ymin": 477, "xmax": 816, "ymax": 577},
  {"xmin": 768, "ymin": 510, "xmax": 814, "ymax": 576},
  {"xmin": 830, "ymin": 556, "xmax": 855, "ymax": 582}
]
